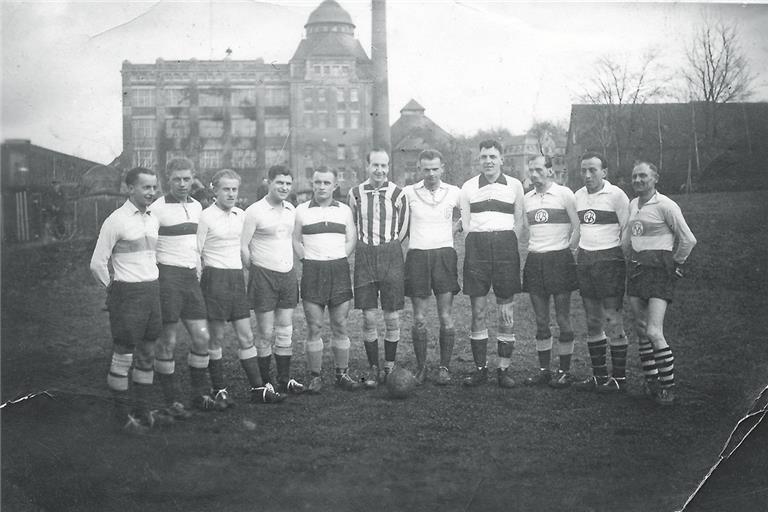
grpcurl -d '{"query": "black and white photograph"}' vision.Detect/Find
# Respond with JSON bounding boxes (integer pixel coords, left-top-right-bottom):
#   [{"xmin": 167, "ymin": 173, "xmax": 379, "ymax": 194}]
[{"xmin": 2, "ymin": 1, "xmax": 767, "ymax": 510}]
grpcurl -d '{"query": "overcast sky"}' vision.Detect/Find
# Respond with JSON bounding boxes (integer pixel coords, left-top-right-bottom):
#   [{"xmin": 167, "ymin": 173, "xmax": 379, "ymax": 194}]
[{"xmin": 2, "ymin": 0, "xmax": 767, "ymax": 163}]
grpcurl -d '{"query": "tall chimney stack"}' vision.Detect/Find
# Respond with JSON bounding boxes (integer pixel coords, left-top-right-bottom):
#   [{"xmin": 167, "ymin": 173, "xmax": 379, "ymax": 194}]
[{"xmin": 371, "ymin": 0, "xmax": 391, "ymax": 155}]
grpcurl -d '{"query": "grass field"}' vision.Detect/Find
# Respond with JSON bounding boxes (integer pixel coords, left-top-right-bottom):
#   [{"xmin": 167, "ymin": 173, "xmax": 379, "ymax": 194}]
[{"xmin": 2, "ymin": 190, "xmax": 767, "ymax": 512}]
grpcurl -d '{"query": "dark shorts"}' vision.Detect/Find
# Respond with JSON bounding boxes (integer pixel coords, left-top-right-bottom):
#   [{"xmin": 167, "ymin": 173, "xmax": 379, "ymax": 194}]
[
  {"xmin": 107, "ymin": 280, "xmax": 162, "ymax": 347},
  {"xmin": 405, "ymin": 247, "xmax": 460, "ymax": 297},
  {"xmin": 523, "ymin": 248, "xmax": 578, "ymax": 297},
  {"xmin": 463, "ymin": 230, "xmax": 521, "ymax": 300},
  {"xmin": 354, "ymin": 241, "xmax": 405, "ymax": 311},
  {"xmin": 158, "ymin": 264, "xmax": 207, "ymax": 323},
  {"xmin": 576, "ymin": 247, "xmax": 626, "ymax": 300},
  {"xmin": 627, "ymin": 250, "xmax": 676, "ymax": 302},
  {"xmin": 301, "ymin": 258, "xmax": 353, "ymax": 308},
  {"xmin": 248, "ymin": 265, "xmax": 299, "ymax": 313},
  {"xmin": 200, "ymin": 267, "xmax": 251, "ymax": 322}
]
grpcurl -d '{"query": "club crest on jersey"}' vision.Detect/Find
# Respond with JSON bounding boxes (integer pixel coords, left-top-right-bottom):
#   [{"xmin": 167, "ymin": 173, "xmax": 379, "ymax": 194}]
[
  {"xmin": 534, "ymin": 209, "xmax": 549, "ymax": 223},
  {"xmin": 582, "ymin": 210, "xmax": 596, "ymax": 224},
  {"xmin": 631, "ymin": 221, "xmax": 644, "ymax": 236}
]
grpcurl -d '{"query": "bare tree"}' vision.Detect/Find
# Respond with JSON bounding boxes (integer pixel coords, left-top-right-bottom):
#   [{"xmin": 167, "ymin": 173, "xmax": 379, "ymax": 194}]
[
  {"xmin": 578, "ymin": 51, "xmax": 668, "ymax": 174},
  {"xmin": 528, "ymin": 119, "xmax": 567, "ymax": 156},
  {"xmin": 683, "ymin": 18, "xmax": 754, "ymax": 147},
  {"xmin": 684, "ymin": 18, "xmax": 753, "ymax": 104}
]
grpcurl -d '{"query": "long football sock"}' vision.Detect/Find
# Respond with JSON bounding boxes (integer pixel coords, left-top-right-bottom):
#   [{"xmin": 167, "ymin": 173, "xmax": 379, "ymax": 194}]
[
  {"xmin": 470, "ymin": 330, "xmax": 488, "ymax": 369},
  {"xmin": 154, "ymin": 358, "xmax": 177, "ymax": 405},
  {"xmin": 188, "ymin": 351, "xmax": 210, "ymax": 397},
  {"xmin": 438, "ymin": 327, "xmax": 455, "ymax": 368},
  {"xmin": 558, "ymin": 331, "xmax": 575, "ymax": 372},
  {"xmin": 131, "ymin": 366, "xmax": 154, "ymax": 417},
  {"xmin": 275, "ymin": 354, "xmax": 291, "ymax": 384},
  {"xmin": 238, "ymin": 345, "xmax": 263, "ymax": 388},
  {"xmin": 638, "ymin": 337, "xmax": 659, "ymax": 382},
  {"xmin": 609, "ymin": 332, "xmax": 629, "ymax": 381},
  {"xmin": 306, "ymin": 339, "xmax": 323, "ymax": 376},
  {"xmin": 654, "ymin": 346, "xmax": 675, "ymax": 389},
  {"xmin": 412, "ymin": 327, "xmax": 428, "ymax": 370},
  {"xmin": 257, "ymin": 356, "xmax": 272, "ymax": 385},
  {"xmin": 208, "ymin": 347, "xmax": 225, "ymax": 391},
  {"xmin": 363, "ymin": 339, "xmax": 379, "ymax": 368},
  {"xmin": 586, "ymin": 336, "xmax": 609, "ymax": 382},
  {"xmin": 535, "ymin": 337, "xmax": 553, "ymax": 370}
]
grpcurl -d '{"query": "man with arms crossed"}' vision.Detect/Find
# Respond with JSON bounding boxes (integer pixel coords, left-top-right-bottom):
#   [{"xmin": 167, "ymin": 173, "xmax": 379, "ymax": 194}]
[
  {"xmin": 197, "ymin": 169, "xmax": 284, "ymax": 404},
  {"xmin": 294, "ymin": 168, "xmax": 360, "ymax": 392},
  {"xmin": 403, "ymin": 149, "xmax": 462, "ymax": 385},
  {"xmin": 459, "ymin": 140, "xmax": 526, "ymax": 388},
  {"xmin": 152, "ymin": 157, "xmax": 217, "ymax": 413},
  {"xmin": 625, "ymin": 161, "xmax": 696, "ymax": 405},
  {"xmin": 241, "ymin": 165, "xmax": 304, "ymax": 396},
  {"xmin": 573, "ymin": 151, "xmax": 630, "ymax": 393},
  {"xmin": 90, "ymin": 167, "xmax": 164, "ymax": 432},
  {"xmin": 521, "ymin": 156, "xmax": 580, "ymax": 388},
  {"xmin": 348, "ymin": 149, "xmax": 410, "ymax": 388}
]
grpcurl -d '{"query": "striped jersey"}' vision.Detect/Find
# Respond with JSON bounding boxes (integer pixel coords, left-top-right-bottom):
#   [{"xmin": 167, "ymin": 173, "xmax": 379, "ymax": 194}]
[
  {"xmin": 90, "ymin": 199, "xmax": 159, "ymax": 286},
  {"xmin": 296, "ymin": 199, "xmax": 355, "ymax": 261},
  {"xmin": 574, "ymin": 180, "xmax": 629, "ymax": 251},
  {"xmin": 242, "ymin": 197, "xmax": 295, "ymax": 273},
  {"xmin": 404, "ymin": 180, "xmax": 461, "ymax": 250},
  {"xmin": 525, "ymin": 183, "xmax": 576, "ymax": 253},
  {"xmin": 348, "ymin": 180, "xmax": 409, "ymax": 246},
  {"xmin": 197, "ymin": 204, "xmax": 244, "ymax": 270},
  {"xmin": 629, "ymin": 192, "xmax": 697, "ymax": 263},
  {"xmin": 151, "ymin": 194, "xmax": 202, "ymax": 268},
  {"xmin": 460, "ymin": 172, "xmax": 524, "ymax": 233}
]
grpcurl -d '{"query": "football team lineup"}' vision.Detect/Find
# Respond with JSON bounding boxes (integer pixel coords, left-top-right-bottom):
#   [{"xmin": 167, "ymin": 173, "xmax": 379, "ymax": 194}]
[{"xmin": 90, "ymin": 142, "xmax": 696, "ymax": 433}]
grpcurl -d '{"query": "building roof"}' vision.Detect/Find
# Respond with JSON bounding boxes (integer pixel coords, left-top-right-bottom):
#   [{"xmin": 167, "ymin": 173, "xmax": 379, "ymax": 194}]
[
  {"xmin": 291, "ymin": 33, "xmax": 370, "ymax": 62},
  {"xmin": 400, "ymin": 99, "xmax": 425, "ymax": 114},
  {"xmin": 306, "ymin": 0, "xmax": 354, "ymax": 28},
  {"xmin": 391, "ymin": 101, "xmax": 452, "ymax": 152}
]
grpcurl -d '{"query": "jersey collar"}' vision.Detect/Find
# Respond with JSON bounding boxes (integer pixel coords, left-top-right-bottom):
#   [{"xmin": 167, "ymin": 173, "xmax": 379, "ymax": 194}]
[{"xmin": 479, "ymin": 173, "xmax": 507, "ymax": 187}]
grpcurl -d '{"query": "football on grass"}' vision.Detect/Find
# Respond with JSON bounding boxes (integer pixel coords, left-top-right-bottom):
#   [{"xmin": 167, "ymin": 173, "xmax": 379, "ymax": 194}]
[{"xmin": 386, "ymin": 367, "xmax": 416, "ymax": 399}]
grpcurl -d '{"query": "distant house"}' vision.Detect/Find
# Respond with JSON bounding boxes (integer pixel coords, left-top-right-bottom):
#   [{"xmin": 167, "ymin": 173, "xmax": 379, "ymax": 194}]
[
  {"xmin": 566, "ymin": 102, "xmax": 768, "ymax": 193},
  {"xmin": 390, "ymin": 99, "xmax": 454, "ymax": 185},
  {"xmin": 1, "ymin": 139, "xmax": 105, "ymax": 242}
]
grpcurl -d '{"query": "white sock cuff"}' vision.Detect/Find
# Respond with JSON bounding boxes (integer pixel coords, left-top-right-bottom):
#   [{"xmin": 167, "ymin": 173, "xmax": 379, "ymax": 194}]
[
  {"xmin": 208, "ymin": 347, "xmax": 223, "ymax": 360},
  {"xmin": 188, "ymin": 351, "xmax": 210, "ymax": 369},
  {"xmin": 153, "ymin": 359, "xmax": 175, "ymax": 374},
  {"xmin": 306, "ymin": 339, "xmax": 324, "ymax": 352},
  {"xmin": 384, "ymin": 329, "xmax": 400, "ymax": 342},
  {"xmin": 331, "ymin": 336, "xmax": 351, "ymax": 349},
  {"xmin": 587, "ymin": 333, "xmax": 607, "ymax": 343},
  {"xmin": 238, "ymin": 345, "xmax": 258, "ymax": 360},
  {"xmin": 535, "ymin": 337, "xmax": 553, "ymax": 352},
  {"xmin": 363, "ymin": 329, "xmax": 378, "ymax": 342},
  {"xmin": 470, "ymin": 329, "xmax": 489, "ymax": 341}
]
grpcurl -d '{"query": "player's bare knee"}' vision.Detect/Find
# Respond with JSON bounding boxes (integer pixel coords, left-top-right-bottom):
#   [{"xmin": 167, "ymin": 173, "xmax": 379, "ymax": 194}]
[
  {"xmin": 438, "ymin": 311, "xmax": 453, "ymax": 329},
  {"xmin": 645, "ymin": 326, "xmax": 666, "ymax": 346},
  {"xmin": 413, "ymin": 313, "xmax": 427, "ymax": 331}
]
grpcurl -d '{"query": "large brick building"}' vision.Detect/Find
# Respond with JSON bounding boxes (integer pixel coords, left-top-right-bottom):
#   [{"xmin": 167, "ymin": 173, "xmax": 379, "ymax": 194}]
[{"xmin": 121, "ymin": 0, "xmax": 374, "ymax": 195}]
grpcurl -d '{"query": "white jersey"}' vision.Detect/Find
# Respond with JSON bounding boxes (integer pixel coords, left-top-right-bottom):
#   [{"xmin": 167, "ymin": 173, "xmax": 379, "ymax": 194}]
[
  {"xmin": 525, "ymin": 183, "xmax": 576, "ymax": 253},
  {"xmin": 460, "ymin": 173, "xmax": 524, "ymax": 233},
  {"xmin": 404, "ymin": 180, "xmax": 460, "ymax": 250},
  {"xmin": 197, "ymin": 204, "xmax": 244, "ymax": 270},
  {"xmin": 574, "ymin": 180, "xmax": 629, "ymax": 251},
  {"xmin": 295, "ymin": 199, "xmax": 355, "ymax": 261},
  {"xmin": 629, "ymin": 192, "xmax": 697, "ymax": 264},
  {"xmin": 151, "ymin": 194, "xmax": 202, "ymax": 268},
  {"xmin": 242, "ymin": 197, "xmax": 295, "ymax": 272}
]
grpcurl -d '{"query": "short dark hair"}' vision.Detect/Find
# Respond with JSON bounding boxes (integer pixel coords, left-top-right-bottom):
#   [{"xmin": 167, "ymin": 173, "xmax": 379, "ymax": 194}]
[
  {"xmin": 528, "ymin": 155, "xmax": 553, "ymax": 169},
  {"xmin": 580, "ymin": 151, "xmax": 608, "ymax": 169},
  {"xmin": 633, "ymin": 160, "xmax": 659, "ymax": 177},
  {"xmin": 211, "ymin": 169, "xmax": 241, "ymax": 188},
  {"xmin": 166, "ymin": 156, "xmax": 194, "ymax": 174},
  {"xmin": 268, "ymin": 165, "xmax": 293, "ymax": 181},
  {"xmin": 125, "ymin": 167, "xmax": 155, "ymax": 186},
  {"xmin": 418, "ymin": 149, "xmax": 444, "ymax": 164},
  {"xmin": 366, "ymin": 148, "xmax": 389, "ymax": 163},
  {"xmin": 314, "ymin": 165, "xmax": 338, "ymax": 178},
  {"xmin": 478, "ymin": 139, "xmax": 503, "ymax": 154}
]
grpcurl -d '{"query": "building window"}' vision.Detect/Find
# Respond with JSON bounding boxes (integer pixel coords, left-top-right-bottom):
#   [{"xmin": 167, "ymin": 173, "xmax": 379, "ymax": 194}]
[
  {"xmin": 336, "ymin": 88, "xmax": 345, "ymax": 105},
  {"xmin": 132, "ymin": 88, "xmax": 155, "ymax": 107},
  {"xmin": 350, "ymin": 113, "xmax": 360, "ymax": 129},
  {"xmin": 337, "ymin": 144, "xmax": 346, "ymax": 160},
  {"xmin": 165, "ymin": 88, "xmax": 190, "ymax": 107},
  {"xmin": 342, "ymin": 65, "xmax": 350, "ymax": 75},
  {"xmin": 313, "ymin": 65, "xmax": 321, "ymax": 75},
  {"xmin": 303, "ymin": 88, "xmax": 314, "ymax": 110},
  {"xmin": 166, "ymin": 150, "xmax": 186, "ymax": 162},
  {"xmin": 265, "ymin": 147, "xmax": 288, "ymax": 166},
  {"xmin": 265, "ymin": 88, "xmax": 289, "ymax": 107},
  {"xmin": 264, "ymin": 118, "xmax": 290, "ymax": 137},
  {"xmin": 200, "ymin": 150, "xmax": 222, "ymax": 169},
  {"xmin": 305, "ymin": 167, "xmax": 314, "ymax": 179},
  {"xmin": 318, "ymin": 114, "xmax": 327, "ymax": 129},
  {"xmin": 350, "ymin": 88, "xmax": 359, "ymax": 104},
  {"xmin": 303, "ymin": 114, "xmax": 314, "ymax": 129},
  {"xmin": 231, "ymin": 88, "xmax": 256, "ymax": 107},
  {"xmin": 337, "ymin": 169, "xmax": 346, "ymax": 182},
  {"xmin": 132, "ymin": 119, "xmax": 155, "ymax": 139},
  {"xmin": 232, "ymin": 149, "xmax": 258, "ymax": 168},
  {"xmin": 349, "ymin": 145, "xmax": 360, "ymax": 162},
  {"xmin": 199, "ymin": 90, "xmax": 225, "ymax": 107},
  {"xmin": 165, "ymin": 119, "xmax": 190, "ymax": 139},
  {"xmin": 317, "ymin": 89, "xmax": 327, "ymax": 110},
  {"xmin": 337, "ymin": 113, "xmax": 346, "ymax": 129},
  {"xmin": 133, "ymin": 149, "xmax": 156, "ymax": 168},
  {"xmin": 199, "ymin": 119, "xmax": 224, "ymax": 138},
  {"xmin": 231, "ymin": 118, "xmax": 257, "ymax": 137},
  {"xmin": 323, "ymin": 65, "xmax": 330, "ymax": 74}
]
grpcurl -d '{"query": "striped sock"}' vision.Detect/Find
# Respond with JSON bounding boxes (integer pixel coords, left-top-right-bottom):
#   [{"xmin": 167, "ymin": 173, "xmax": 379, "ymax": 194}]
[
  {"xmin": 638, "ymin": 338, "xmax": 659, "ymax": 382},
  {"xmin": 654, "ymin": 347, "xmax": 675, "ymax": 389},
  {"xmin": 587, "ymin": 338, "xmax": 609, "ymax": 382},
  {"xmin": 609, "ymin": 342, "xmax": 628, "ymax": 380}
]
